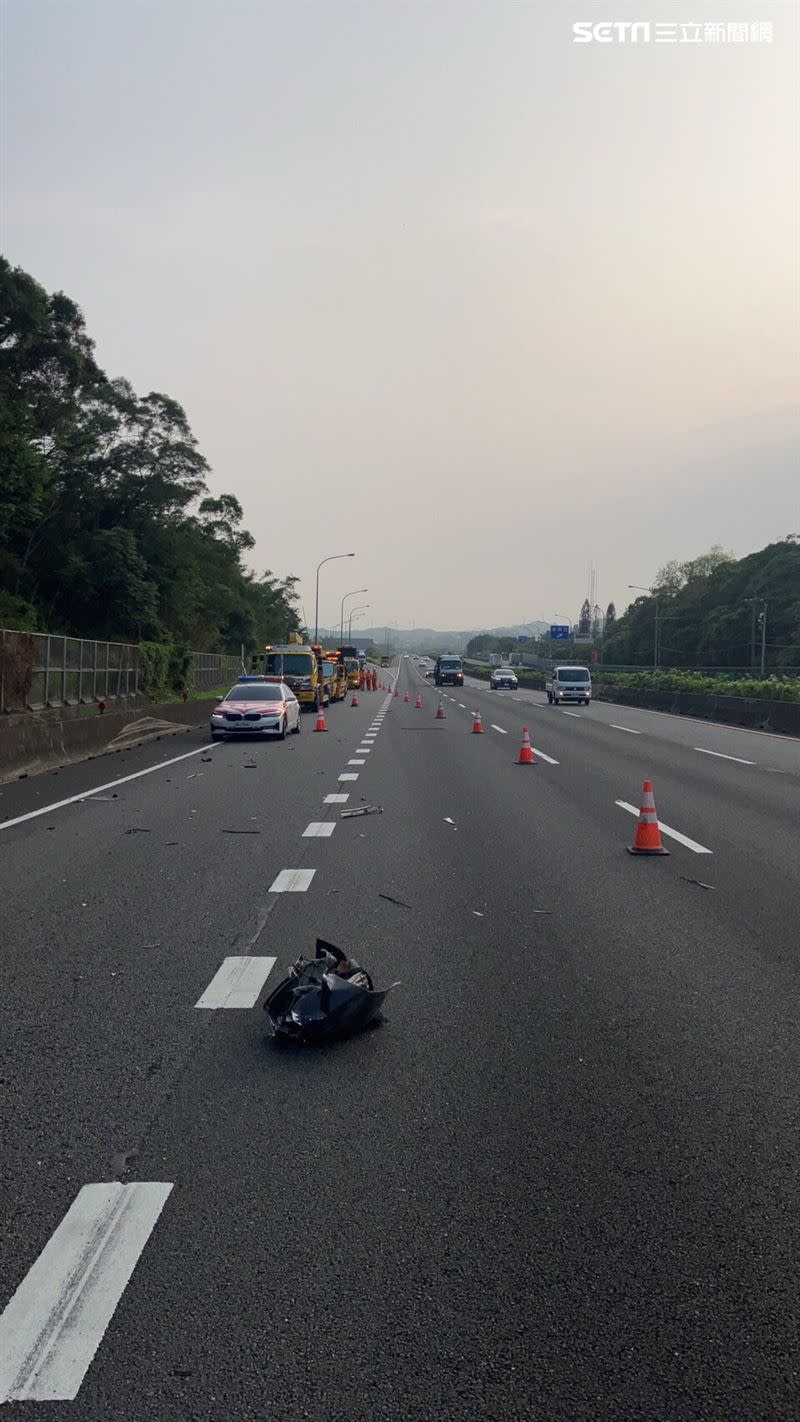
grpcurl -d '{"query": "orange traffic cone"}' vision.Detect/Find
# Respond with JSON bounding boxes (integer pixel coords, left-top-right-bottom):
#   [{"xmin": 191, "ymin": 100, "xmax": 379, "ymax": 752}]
[
  {"xmin": 435, "ymin": 700, "xmax": 446, "ymax": 719},
  {"xmin": 403, "ymin": 691, "xmax": 410, "ymax": 703},
  {"xmin": 628, "ymin": 780, "xmax": 670, "ymax": 855},
  {"xmin": 394, "ymin": 688, "xmax": 399, "ymax": 698},
  {"xmin": 351, "ymin": 691, "xmax": 360, "ymax": 707},
  {"xmin": 517, "ymin": 727, "xmax": 535, "ymax": 764},
  {"xmin": 314, "ymin": 706, "xmax": 328, "ymax": 732},
  {"xmin": 472, "ymin": 707, "xmax": 484, "ymax": 734},
  {"xmin": 415, "ymin": 693, "xmax": 423, "ymax": 709}
]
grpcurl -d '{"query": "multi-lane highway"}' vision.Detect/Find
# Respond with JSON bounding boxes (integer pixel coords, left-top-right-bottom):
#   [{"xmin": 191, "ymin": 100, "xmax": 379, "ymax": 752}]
[{"xmin": 1, "ymin": 659, "xmax": 798, "ymax": 1420}]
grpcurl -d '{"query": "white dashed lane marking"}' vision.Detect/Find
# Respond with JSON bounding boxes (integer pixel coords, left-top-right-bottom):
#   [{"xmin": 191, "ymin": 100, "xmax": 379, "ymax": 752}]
[
  {"xmin": 324, "ymin": 793, "xmax": 349, "ymax": 803},
  {"xmin": 694, "ymin": 747, "xmax": 755, "ymax": 765},
  {"xmin": 490, "ymin": 724, "xmax": 507, "ymax": 734},
  {"xmin": 339, "ymin": 773, "xmax": 359, "ymax": 782},
  {"xmin": 532, "ymin": 747, "xmax": 560, "ymax": 765},
  {"xmin": 0, "ymin": 1182, "xmax": 173, "ymax": 1402},
  {"xmin": 561, "ymin": 711, "xmax": 581, "ymax": 718},
  {"xmin": 195, "ymin": 956, "xmax": 276, "ymax": 1008},
  {"xmin": 615, "ymin": 801, "xmax": 712, "ymax": 854},
  {"xmin": 610, "ymin": 725, "xmax": 641, "ymax": 735},
  {"xmin": 348, "ymin": 759, "xmax": 366, "ymax": 766},
  {"xmin": 269, "ymin": 869, "xmax": 317, "ymax": 892},
  {"xmin": 302, "ymin": 822, "xmax": 336, "ymax": 838}
]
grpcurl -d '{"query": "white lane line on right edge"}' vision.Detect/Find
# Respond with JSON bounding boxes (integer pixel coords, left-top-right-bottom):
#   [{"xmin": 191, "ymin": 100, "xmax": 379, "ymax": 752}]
[
  {"xmin": 269, "ymin": 869, "xmax": 317, "ymax": 892},
  {"xmin": 615, "ymin": 801, "xmax": 712, "ymax": 854},
  {"xmin": 195, "ymin": 956, "xmax": 276, "ymax": 1008},
  {"xmin": 0, "ymin": 743, "xmax": 220, "ymax": 834},
  {"xmin": 490, "ymin": 725, "xmax": 507, "ymax": 734},
  {"xmin": 610, "ymin": 725, "xmax": 641, "ymax": 735},
  {"xmin": 0, "ymin": 1182, "xmax": 173, "ymax": 1402},
  {"xmin": 694, "ymin": 747, "xmax": 756, "ymax": 765}
]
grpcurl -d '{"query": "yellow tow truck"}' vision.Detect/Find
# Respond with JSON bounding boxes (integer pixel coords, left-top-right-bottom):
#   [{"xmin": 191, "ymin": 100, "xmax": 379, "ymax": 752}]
[{"xmin": 261, "ymin": 633, "xmax": 327, "ymax": 709}]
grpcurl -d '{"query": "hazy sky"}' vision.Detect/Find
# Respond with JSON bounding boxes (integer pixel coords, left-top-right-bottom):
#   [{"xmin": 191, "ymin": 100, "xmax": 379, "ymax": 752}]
[{"xmin": 3, "ymin": 0, "xmax": 798, "ymax": 631}]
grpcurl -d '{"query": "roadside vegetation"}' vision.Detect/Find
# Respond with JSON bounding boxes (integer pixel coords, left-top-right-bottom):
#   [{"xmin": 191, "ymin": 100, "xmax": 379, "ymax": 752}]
[{"xmin": 0, "ymin": 259, "xmax": 300, "ymax": 667}]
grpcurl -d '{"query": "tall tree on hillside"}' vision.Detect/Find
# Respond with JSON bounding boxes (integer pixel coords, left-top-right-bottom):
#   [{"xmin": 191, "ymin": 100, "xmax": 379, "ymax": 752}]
[
  {"xmin": 605, "ymin": 602, "xmax": 616, "ymax": 633},
  {"xmin": 578, "ymin": 598, "xmax": 591, "ymax": 635}
]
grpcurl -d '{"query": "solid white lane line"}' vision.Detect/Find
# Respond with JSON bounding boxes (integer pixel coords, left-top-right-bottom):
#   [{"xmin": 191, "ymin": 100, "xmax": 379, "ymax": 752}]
[
  {"xmin": 490, "ymin": 725, "xmax": 507, "ymax": 734},
  {"xmin": 0, "ymin": 1182, "xmax": 173, "ymax": 1402},
  {"xmin": 195, "ymin": 956, "xmax": 276, "ymax": 1008},
  {"xmin": 339, "ymin": 773, "xmax": 359, "ymax": 782},
  {"xmin": 302, "ymin": 822, "xmax": 336, "ymax": 838},
  {"xmin": 324, "ymin": 793, "xmax": 349, "ymax": 803},
  {"xmin": 615, "ymin": 801, "xmax": 712, "ymax": 854},
  {"xmin": 532, "ymin": 747, "xmax": 560, "ymax": 765},
  {"xmin": 269, "ymin": 869, "xmax": 317, "ymax": 892},
  {"xmin": 694, "ymin": 747, "xmax": 755, "ymax": 766},
  {"xmin": 0, "ymin": 743, "xmax": 220, "ymax": 834},
  {"xmin": 348, "ymin": 759, "xmax": 366, "ymax": 766},
  {"xmin": 610, "ymin": 725, "xmax": 641, "ymax": 735}
]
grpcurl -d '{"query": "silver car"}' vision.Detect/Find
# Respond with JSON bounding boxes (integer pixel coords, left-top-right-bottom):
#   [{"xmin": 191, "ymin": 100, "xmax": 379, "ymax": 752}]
[
  {"xmin": 210, "ymin": 679, "xmax": 302, "ymax": 740},
  {"xmin": 489, "ymin": 667, "xmax": 519, "ymax": 690}
]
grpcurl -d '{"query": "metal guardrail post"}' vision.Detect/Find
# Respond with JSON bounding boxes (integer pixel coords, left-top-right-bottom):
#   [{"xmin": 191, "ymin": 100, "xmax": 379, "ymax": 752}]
[
  {"xmin": 44, "ymin": 635, "xmax": 51, "ymax": 706},
  {"xmin": 61, "ymin": 636, "xmax": 68, "ymax": 704}
]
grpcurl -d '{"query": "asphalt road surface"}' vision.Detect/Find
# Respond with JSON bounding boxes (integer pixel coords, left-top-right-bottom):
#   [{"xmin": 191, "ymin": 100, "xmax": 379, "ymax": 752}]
[{"xmin": 1, "ymin": 661, "xmax": 799, "ymax": 1421}]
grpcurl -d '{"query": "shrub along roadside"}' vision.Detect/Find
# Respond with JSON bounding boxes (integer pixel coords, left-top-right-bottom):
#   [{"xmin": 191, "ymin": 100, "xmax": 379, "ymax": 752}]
[{"xmin": 137, "ymin": 641, "xmax": 195, "ymax": 701}]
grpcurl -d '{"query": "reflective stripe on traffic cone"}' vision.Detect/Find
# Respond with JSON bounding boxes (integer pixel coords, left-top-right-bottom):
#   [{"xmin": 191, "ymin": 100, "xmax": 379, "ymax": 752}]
[
  {"xmin": 435, "ymin": 700, "xmax": 446, "ymax": 719},
  {"xmin": 472, "ymin": 707, "xmax": 484, "ymax": 734},
  {"xmin": 628, "ymin": 780, "xmax": 670, "ymax": 855},
  {"xmin": 517, "ymin": 727, "xmax": 535, "ymax": 764},
  {"xmin": 314, "ymin": 707, "xmax": 328, "ymax": 732}
]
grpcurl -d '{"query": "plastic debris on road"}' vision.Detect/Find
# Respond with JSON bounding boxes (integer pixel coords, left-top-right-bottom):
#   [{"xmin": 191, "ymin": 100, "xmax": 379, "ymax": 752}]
[
  {"xmin": 265, "ymin": 939, "xmax": 399, "ymax": 1044},
  {"xmin": 340, "ymin": 804, "xmax": 383, "ymax": 819}
]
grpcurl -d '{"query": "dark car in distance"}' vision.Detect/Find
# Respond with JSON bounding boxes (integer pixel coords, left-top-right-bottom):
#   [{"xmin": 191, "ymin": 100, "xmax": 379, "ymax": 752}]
[{"xmin": 434, "ymin": 655, "xmax": 464, "ymax": 687}]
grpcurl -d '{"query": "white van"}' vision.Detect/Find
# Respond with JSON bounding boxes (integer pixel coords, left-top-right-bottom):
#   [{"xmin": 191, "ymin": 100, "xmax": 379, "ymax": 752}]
[{"xmin": 546, "ymin": 665, "xmax": 592, "ymax": 705}]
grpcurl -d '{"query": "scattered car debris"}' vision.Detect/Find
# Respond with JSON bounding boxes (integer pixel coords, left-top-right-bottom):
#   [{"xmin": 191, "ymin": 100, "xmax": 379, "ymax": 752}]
[
  {"xmin": 243, "ymin": 761, "xmax": 257, "ymax": 769},
  {"xmin": 379, "ymin": 892, "xmax": 411, "ymax": 909},
  {"xmin": 124, "ymin": 827, "xmax": 151, "ymax": 835},
  {"xmin": 680, "ymin": 877, "xmax": 715, "ymax": 890},
  {"xmin": 110, "ymin": 1148, "xmax": 139, "ymax": 1178},
  {"xmin": 165, "ymin": 841, "xmax": 179, "ymax": 846},
  {"xmin": 85, "ymin": 795, "xmax": 117, "ymax": 803},
  {"xmin": 264, "ymin": 939, "xmax": 399, "ymax": 1043},
  {"xmin": 531, "ymin": 910, "xmax": 552, "ymax": 915},
  {"xmin": 472, "ymin": 911, "xmax": 484, "ymax": 917},
  {"xmin": 340, "ymin": 804, "xmax": 383, "ymax": 818},
  {"xmin": 221, "ymin": 828, "xmax": 262, "ymax": 835},
  {"xmin": 200, "ymin": 756, "xmax": 213, "ymax": 763},
  {"xmin": 186, "ymin": 773, "xmax": 203, "ymax": 780}
]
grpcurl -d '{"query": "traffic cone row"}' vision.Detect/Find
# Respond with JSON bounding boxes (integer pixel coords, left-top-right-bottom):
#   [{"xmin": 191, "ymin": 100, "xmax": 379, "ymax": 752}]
[
  {"xmin": 415, "ymin": 693, "xmax": 423, "ymax": 709},
  {"xmin": 435, "ymin": 700, "xmax": 446, "ymax": 719},
  {"xmin": 314, "ymin": 706, "xmax": 328, "ymax": 732},
  {"xmin": 351, "ymin": 690, "xmax": 359, "ymax": 707},
  {"xmin": 472, "ymin": 707, "xmax": 484, "ymax": 734}
]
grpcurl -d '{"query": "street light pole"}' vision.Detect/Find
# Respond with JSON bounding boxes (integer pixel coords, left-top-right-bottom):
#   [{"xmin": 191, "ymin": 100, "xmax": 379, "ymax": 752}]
[
  {"xmin": 348, "ymin": 604, "xmax": 370, "ymax": 639},
  {"xmin": 314, "ymin": 553, "xmax": 355, "ymax": 644},
  {"xmin": 340, "ymin": 588, "xmax": 367, "ymax": 646}
]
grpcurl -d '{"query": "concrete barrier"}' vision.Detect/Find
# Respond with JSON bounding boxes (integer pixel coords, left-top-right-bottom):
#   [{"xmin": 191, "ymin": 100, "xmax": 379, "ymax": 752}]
[{"xmin": 0, "ymin": 696, "xmax": 220, "ymax": 782}]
